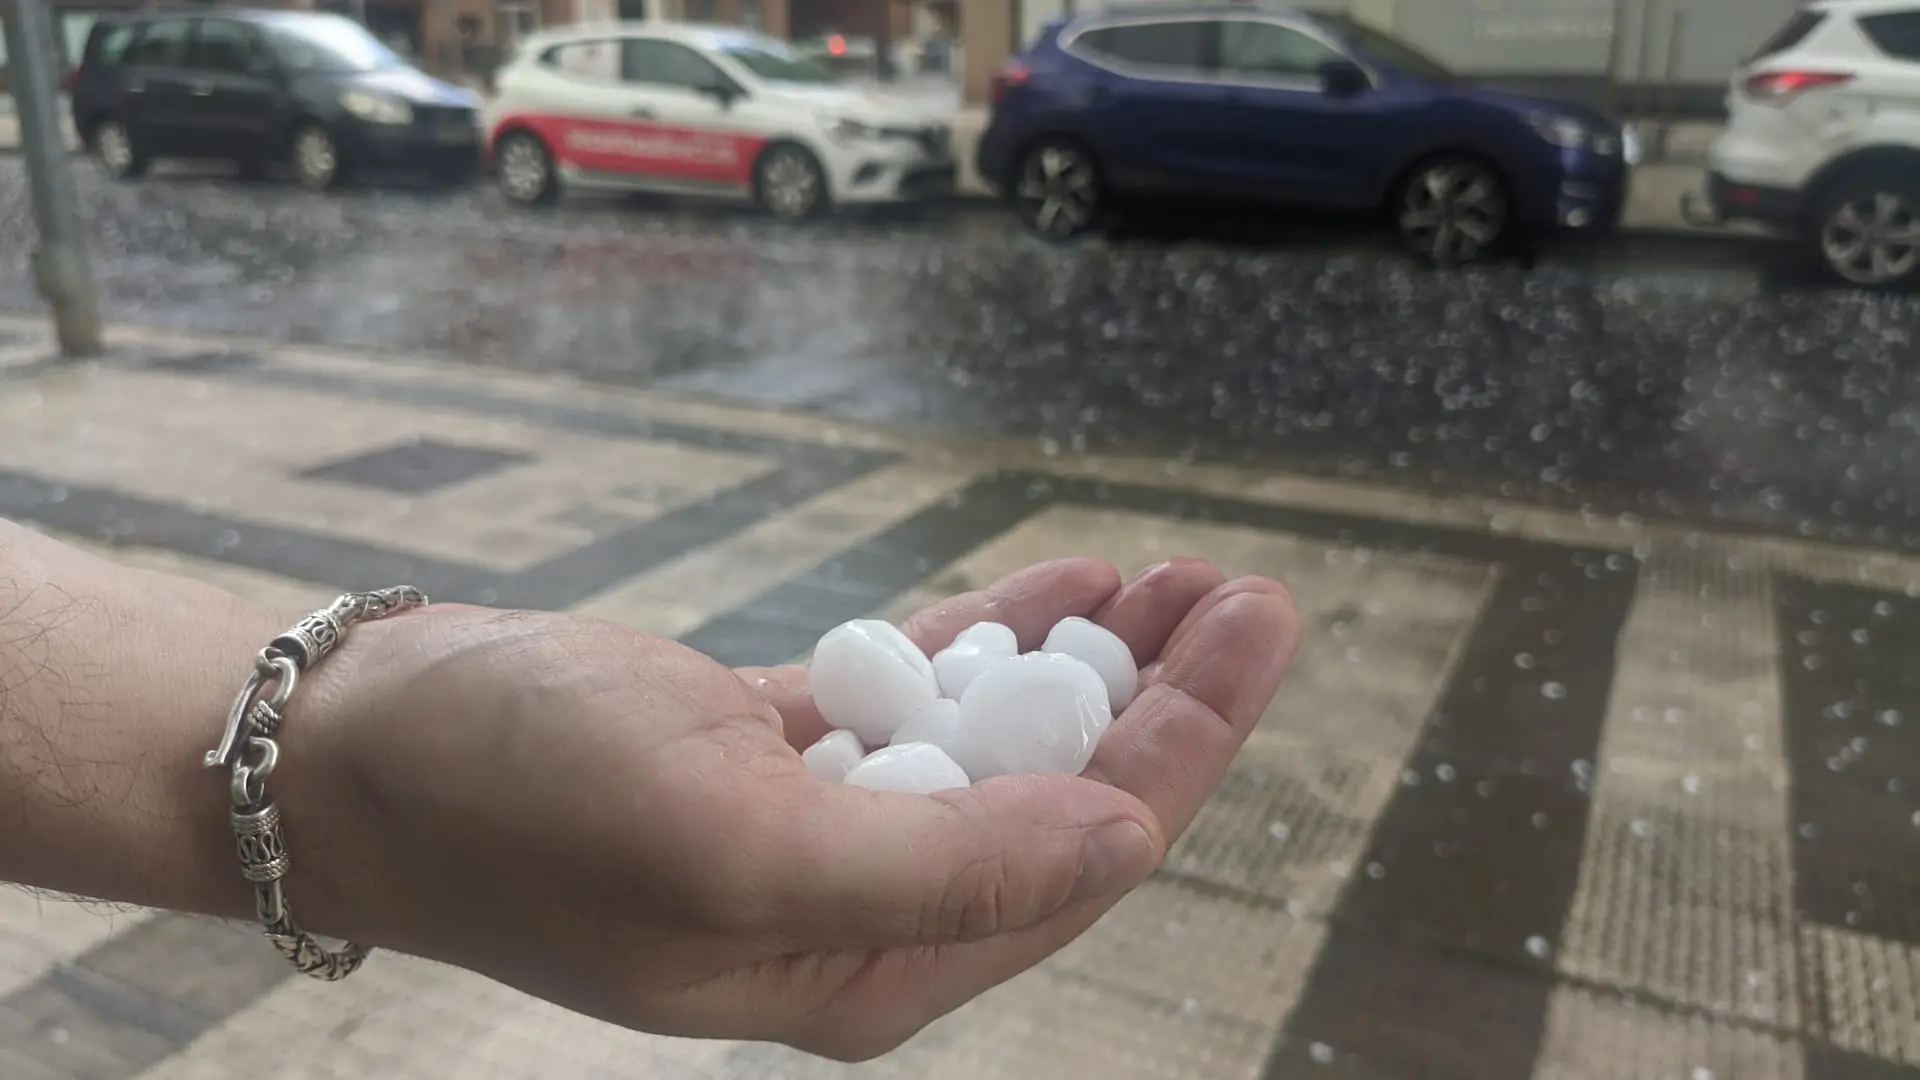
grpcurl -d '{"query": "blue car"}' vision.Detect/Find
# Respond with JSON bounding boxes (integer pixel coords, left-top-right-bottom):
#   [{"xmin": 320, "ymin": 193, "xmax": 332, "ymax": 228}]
[{"xmin": 975, "ymin": 3, "xmax": 1640, "ymax": 264}]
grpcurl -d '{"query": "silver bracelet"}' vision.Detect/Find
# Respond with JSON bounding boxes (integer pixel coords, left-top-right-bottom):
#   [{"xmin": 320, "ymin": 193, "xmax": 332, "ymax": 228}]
[{"xmin": 204, "ymin": 586, "xmax": 429, "ymax": 981}]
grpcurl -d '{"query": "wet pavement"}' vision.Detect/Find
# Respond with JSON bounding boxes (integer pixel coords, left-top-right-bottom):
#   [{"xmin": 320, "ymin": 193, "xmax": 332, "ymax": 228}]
[
  {"xmin": 1, "ymin": 142, "xmax": 1919, "ymax": 1080},
  {"xmin": 8, "ymin": 159, "xmax": 1920, "ymax": 557}
]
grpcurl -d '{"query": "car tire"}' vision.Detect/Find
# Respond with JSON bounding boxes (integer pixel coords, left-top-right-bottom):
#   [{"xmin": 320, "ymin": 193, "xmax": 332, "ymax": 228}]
[
  {"xmin": 291, "ymin": 123, "xmax": 349, "ymax": 192},
  {"xmin": 91, "ymin": 118, "xmax": 148, "ymax": 181},
  {"xmin": 1809, "ymin": 173, "xmax": 1920, "ymax": 289},
  {"xmin": 754, "ymin": 142, "xmax": 828, "ymax": 221},
  {"xmin": 494, "ymin": 130, "xmax": 558, "ymax": 206},
  {"xmin": 1011, "ymin": 136, "xmax": 1103, "ymax": 242},
  {"xmin": 1394, "ymin": 155, "xmax": 1510, "ymax": 267}
]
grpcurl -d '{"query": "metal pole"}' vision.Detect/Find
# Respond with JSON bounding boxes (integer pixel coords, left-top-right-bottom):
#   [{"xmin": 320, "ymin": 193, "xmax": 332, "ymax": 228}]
[
  {"xmin": 1602, "ymin": 0, "xmax": 1628, "ymax": 117},
  {"xmin": 1655, "ymin": 9, "xmax": 1683, "ymax": 160},
  {"xmin": 3, "ymin": 0, "xmax": 103, "ymax": 356},
  {"xmin": 1634, "ymin": 0, "xmax": 1659, "ymax": 116}
]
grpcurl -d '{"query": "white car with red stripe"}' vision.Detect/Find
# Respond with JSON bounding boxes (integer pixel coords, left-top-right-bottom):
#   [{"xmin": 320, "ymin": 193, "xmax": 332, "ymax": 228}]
[{"xmin": 484, "ymin": 23, "xmax": 956, "ymax": 218}]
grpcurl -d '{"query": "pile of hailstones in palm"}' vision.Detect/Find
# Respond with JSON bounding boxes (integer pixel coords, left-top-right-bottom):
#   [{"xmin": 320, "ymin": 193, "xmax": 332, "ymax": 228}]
[{"xmin": 802, "ymin": 617, "xmax": 1137, "ymax": 793}]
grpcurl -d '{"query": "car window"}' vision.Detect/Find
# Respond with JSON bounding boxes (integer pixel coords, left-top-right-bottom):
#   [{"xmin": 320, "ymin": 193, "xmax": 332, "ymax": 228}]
[
  {"xmin": 1859, "ymin": 11, "xmax": 1920, "ymax": 61},
  {"xmin": 83, "ymin": 22, "xmax": 136, "ymax": 67},
  {"xmin": 189, "ymin": 19, "xmax": 260, "ymax": 74},
  {"xmin": 542, "ymin": 38, "xmax": 620, "ymax": 81},
  {"xmin": 123, "ymin": 18, "xmax": 191, "ymax": 68},
  {"xmin": 1217, "ymin": 20, "xmax": 1342, "ymax": 80},
  {"xmin": 621, "ymin": 38, "xmax": 723, "ymax": 90},
  {"xmin": 1071, "ymin": 21, "xmax": 1209, "ymax": 71},
  {"xmin": 1749, "ymin": 10, "xmax": 1824, "ymax": 60}
]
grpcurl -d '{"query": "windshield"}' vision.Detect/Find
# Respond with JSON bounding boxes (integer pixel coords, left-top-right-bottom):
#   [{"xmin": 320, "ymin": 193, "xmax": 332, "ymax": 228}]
[
  {"xmin": 1323, "ymin": 16, "xmax": 1456, "ymax": 81},
  {"xmin": 261, "ymin": 14, "xmax": 405, "ymax": 74},
  {"xmin": 720, "ymin": 42, "xmax": 840, "ymax": 85}
]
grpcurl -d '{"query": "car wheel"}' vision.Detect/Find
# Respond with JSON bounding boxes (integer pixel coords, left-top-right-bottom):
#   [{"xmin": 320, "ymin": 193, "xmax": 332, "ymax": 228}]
[
  {"xmin": 1812, "ymin": 178, "xmax": 1920, "ymax": 288},
  {"xmin": 1012, "ymin": 137, "xmax": 1102, "ymax": 241},
  {"xmin": 495, "ymin": 131, "xmax": 558, "ymax": 206},
  {"xmin": 1395, "ymin": 156, "xmax": 1509, "ymax": 267},
  {"xmin": 92, "ymin": 118, "xmax": 148, "ymax": 180},
  {"xmin": 754, "ymin": 143, "xmax": 828, "ymax": 220},
  {"xmin": 291, "ymin": 124, "xmax": 348, "ymax": 192}
]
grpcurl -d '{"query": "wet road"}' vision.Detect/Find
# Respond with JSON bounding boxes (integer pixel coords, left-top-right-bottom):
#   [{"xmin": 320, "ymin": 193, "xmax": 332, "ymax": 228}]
[{"xmin": 3, "ymin": 158, "xmax": 1919, "ymax": 552}]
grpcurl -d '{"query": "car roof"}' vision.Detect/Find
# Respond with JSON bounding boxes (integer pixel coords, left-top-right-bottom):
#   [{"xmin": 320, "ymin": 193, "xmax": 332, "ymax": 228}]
[
  {"xmin": 93, "ymin": 7, "xmax": 353, "ymax": 24},
  {"xmin": 1086, "ymin": 1, "xmax": 1302, "ymax": 16},
  {"xmin": 1807, "ymin": 0, "xmax": 1920, "ymax": 12},
  {"xmin": 514, "ymin": 20, "xmax": 779, "ymax": 50}
]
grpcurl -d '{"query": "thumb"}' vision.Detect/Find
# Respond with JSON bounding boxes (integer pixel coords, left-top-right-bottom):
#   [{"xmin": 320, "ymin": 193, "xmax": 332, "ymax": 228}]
[{"xmin": 768, "ymin": 775, "xmax": 1165, "ymax": 950}]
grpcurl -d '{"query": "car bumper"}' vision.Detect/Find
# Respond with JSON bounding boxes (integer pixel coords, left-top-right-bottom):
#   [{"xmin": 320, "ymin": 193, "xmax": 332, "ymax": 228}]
[
  {"xmin": 1704, "ymin": 170, "xmax": 1802, "ymax": 226},
  {"xmin": 338, "ymin": 123, "xmax": 484, "ymax": 174},
  {"xmin": 829, "ymin": 148, "xmax": 958, "ymax": 205}
]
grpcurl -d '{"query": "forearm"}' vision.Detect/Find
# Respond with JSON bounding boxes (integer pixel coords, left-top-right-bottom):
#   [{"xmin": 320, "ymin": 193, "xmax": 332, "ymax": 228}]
[{"xmin": 0, "ymin": 518, "xmax": 289, "ymax": 918}]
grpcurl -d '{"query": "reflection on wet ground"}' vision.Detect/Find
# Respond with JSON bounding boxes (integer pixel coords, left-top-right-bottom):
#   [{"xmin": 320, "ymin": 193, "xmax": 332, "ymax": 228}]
[{"xmin": 6, "ymin": 162, "xmax": 1914, "ymax": 555}]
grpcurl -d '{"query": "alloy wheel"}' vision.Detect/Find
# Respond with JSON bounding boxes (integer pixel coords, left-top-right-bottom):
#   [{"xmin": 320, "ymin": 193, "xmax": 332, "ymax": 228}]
[
  {"xmin": 1016, "ymin": 142, "xmax": 1098, "ymax": 240},
  {"xmin": 1821, "ymin": 191, "xmax": 1920, "ymax": 286},
  {"xmin": 96, "ymin": 121, "xmax": 135, "ymax": 178},
  {"xmin": 760, "ymin": 147, "xmax": 823, "ymax": 219},
  {"xmin": 1399, "ymin": 162, "xmax": 1507, "ymax": 266},
  {"xmin": 294, "ymin": 127, "xmax": 339, "ymax": 191},
  {"xmin": 497, "ymin": 135, "xmax": 552, "ymax": 204}
]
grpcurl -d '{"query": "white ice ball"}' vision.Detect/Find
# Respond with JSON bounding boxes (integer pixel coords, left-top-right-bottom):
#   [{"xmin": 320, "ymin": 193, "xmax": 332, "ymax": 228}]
[
  {"xmin": 890, "ymin": 697, "xmax": 966, "ymax": 754},
  {"xmin": 953, "ymin": 652, "xmax": 1114, "ymax": 780},
  {"xmin": 1041, "ymin": 616, "xmax": 1139, "ymax": 711},
  {"xmin": 845, "ymin": 742, "xmax": 971, "ymax": 794},
  {"xmin": 801, "ymin": 729, "xmax": 864, "ymax": 783},
  {"xmin": 931, "ymin": 620, "xmax": 1019, "ymax": 699},
  {"xmin": 810, "ymin": 619, "xmax": 938, "ymax": 746}
]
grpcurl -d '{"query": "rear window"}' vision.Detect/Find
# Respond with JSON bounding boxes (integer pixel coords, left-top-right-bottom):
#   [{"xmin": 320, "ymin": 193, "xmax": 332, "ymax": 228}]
[
  {"xmin": 82, "ymin": 21, "xmax": 136, "ymax": 67},
  {"xmin": 1859, "ymin": 11, "xmax": 1920, "ymax": 60},
  {"xmin": 1750, "ymin": 10, "xmax": 1824, "ymax": 60},
  {"xmin": 1071, "ymin": 21, "xmax": 1209, "ymax": 70}
]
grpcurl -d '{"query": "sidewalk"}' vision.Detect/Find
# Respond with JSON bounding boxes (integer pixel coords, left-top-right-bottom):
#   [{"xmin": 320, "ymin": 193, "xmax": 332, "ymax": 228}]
[{"xmin": 0, "ymin": 312, "xmax": 1915, "ymax": 1080}]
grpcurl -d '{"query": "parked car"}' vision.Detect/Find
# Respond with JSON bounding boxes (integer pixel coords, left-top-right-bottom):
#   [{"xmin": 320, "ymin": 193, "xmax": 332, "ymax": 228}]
[
  {"xmin": 975, "ymin": 2, "xmax": 1639, "ymax": 265},
  {"xmin": 484, "ymin": 24, "xmax": 955, "ymax": 218},
  {"xmin": 68, "ymin": 10, "xmax": 484, "ymax": 191},
  {"xmin": 1694, "ymin": 0, "xmax": 1920, "ymax": 287}
]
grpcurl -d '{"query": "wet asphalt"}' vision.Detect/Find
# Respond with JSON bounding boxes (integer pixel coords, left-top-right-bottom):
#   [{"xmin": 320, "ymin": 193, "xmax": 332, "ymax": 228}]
[{"xmin": 3, "ymin": 157, "xmax": 1919, "ymax": 553}]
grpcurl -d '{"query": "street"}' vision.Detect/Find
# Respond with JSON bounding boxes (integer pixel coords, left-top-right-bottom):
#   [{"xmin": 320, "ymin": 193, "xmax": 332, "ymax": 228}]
[
  {"xmin": 2, "ymin": 158, "xmax": 1911, "ymax": 554},
  {"xmin": 0, "ymin": 153, "xmax": 1917, "ymax": 1080}
]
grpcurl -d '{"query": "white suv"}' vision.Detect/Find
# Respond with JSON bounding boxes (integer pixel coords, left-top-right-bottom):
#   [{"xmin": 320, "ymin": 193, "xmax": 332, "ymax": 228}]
[
  {"xmin": 1702, "ymin": 0, "xmax": 1920, "ymax": 286},
  {"xmin": 483, "ymin": 23, "xmax": 955, "ymax": 218}
]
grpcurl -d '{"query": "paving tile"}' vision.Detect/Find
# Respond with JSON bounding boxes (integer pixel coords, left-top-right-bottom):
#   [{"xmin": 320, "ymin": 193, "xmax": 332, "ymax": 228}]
[{"xmin": 296, "ymin": 439, "xmax": 534, "ymax": 495}]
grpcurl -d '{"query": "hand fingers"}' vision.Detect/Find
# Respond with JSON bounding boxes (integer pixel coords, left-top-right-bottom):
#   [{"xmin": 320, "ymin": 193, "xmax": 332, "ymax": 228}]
[
  {"xmin": 1088, "ymin": 557, "xmax": 1228, "ymax": 665},
  {"xmin": 745, "ymin": 773, "xmax": 1164, "ymax": 953},
  {"xmin": 1086, "ymin": 579, "xmax": 1300, "ymax": 837},
  {"xmin": 898, "ymin": 556, "xmax": 1122, "ymax": 654},
  {"xmin": 825, "ymin": 578, "xmax": 1301, "ymax": 1039},
  {"xmin": 743, "ymin": 557, "xmax": 1125, "ymax": 751}
]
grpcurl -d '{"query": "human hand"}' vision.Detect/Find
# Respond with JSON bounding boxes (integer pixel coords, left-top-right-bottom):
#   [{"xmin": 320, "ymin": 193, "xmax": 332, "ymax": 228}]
[{"xmin": 278, "ymin": 557, "xmax": 1298, "ymax": 1060}]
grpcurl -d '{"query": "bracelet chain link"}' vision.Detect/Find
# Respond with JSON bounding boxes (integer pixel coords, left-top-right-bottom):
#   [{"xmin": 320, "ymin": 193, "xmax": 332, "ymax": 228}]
[{"xmin": 205, "ymin": 585, "xmax": 428, "ymax": 981}]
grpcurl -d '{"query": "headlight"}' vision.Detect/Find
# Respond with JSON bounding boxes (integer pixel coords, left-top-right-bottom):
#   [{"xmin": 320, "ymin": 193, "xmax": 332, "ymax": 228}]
[
  {"xmin": 820, "ymin": 113, "xmax": 882, "ymax": 143},
  {"xmin": 341, "ymin": 90, "xmax": 413, "ymax": 126},
  {"xmin": 1527, "ymin": 112, "xmax": 1587, "ymax": 149}
]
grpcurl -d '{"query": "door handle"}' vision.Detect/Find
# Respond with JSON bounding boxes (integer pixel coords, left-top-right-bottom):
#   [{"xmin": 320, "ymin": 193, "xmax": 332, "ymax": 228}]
[
  {"xmin": 629, "ymin": 107, "xmax": 655, "ymax": 119},
  {"xmin": 189, "ymin": 81, "xmax": 213, "ymax": 96},
  {"xmin": 126, "ymin": 80, "xmax": 147, "ymax": 93}
]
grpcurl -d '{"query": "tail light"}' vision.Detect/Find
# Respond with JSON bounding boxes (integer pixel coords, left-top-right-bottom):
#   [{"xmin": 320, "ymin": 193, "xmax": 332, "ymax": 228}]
[
  {"xmin": 827, "ymin": 33, "xmax": 846, "ymax": 57},
  {"xmin": 1742, "ymin": 69, "xmax": 1852, "ymax": 102},
  {"xmin": 990, "ymin": 60, "xmax": 1030, "ymax": 105},
  {"xmin": 61, "ymin": 67, "xmax": 79, "ymax": 92}
]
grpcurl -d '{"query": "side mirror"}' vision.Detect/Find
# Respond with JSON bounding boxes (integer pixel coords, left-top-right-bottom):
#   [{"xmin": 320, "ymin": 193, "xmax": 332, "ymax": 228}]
[
  {"xmin": 696, "ymin": 79, "xmax": 739, "ymax": 107},
  {"xmin": 1319, "ymin": 59, "xmax": 1368, "ymax": 97}
]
